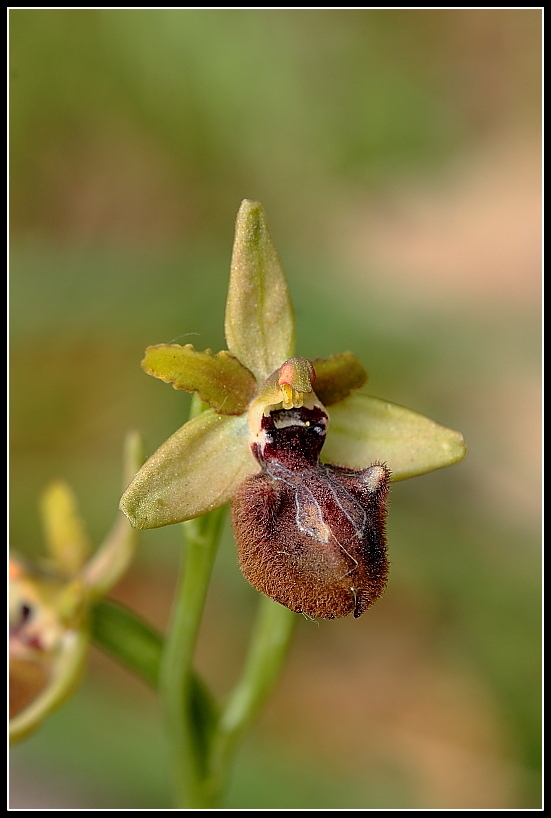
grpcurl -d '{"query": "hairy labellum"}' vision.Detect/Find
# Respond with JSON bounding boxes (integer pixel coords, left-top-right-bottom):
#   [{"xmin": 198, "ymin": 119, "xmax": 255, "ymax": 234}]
[{"xmin": 231, "ymin": 405, "xmax": 390, "ymax": 619}]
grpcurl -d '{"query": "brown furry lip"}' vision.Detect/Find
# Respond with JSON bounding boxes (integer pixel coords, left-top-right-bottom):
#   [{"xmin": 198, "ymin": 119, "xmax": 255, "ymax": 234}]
[{"xmin": 232, "ymin": 405, "xmax": 390, "ymax": 619}]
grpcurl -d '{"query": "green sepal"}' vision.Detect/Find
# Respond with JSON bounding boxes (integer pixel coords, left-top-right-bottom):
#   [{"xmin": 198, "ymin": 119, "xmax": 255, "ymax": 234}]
[
  {"xmin": 322, "ymin": 392, "xmax": 467, "ymax": 480},
  {"xmin": 142, "ymin": 344, "xmax": 257, "ymax": 416},
  {"xmin": 312, "ymin": 352, "xmax": 368, "ymax": 406},
  {"xmin": 224, "ymin": 200, "xmax": 295, "ymax": 381},
  {"xmin": 119, "ymin": 411, "xmax": 259, "ymax": 529}
]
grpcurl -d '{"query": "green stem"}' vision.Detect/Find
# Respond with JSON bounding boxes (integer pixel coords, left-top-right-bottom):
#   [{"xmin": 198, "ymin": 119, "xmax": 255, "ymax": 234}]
[
  {"xmin": 152, "ymin": 393, "xmax": 298, "ymax": 807},
  {"xmin": 206, "ymin": 597, "xmax": 297, "ymax": 803},
  {"xmin": 159, "ymin": 507, "xmax": 226, "ymax": 809}
]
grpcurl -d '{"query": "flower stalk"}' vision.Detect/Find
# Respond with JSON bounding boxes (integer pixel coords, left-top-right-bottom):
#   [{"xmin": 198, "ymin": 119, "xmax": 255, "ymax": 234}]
[
  {"xmin": 206, "ymin": 597, "xmax": 297, "ymax": 804},
  {"xmin": 159, "ymin": 507, "xmax": 225, "ymax": 808}
]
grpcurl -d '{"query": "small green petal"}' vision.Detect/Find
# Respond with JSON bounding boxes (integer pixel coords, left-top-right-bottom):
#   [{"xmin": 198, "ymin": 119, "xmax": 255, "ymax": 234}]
[
  {"xmin": 224, "ymin": 200, "xmax": 295, "ymax": 381},
  {"xmin": 322, "ymin": 393, "xmax": 467, "ymax": 480},
  {"xmin": 142, "ymin": 344, "xmax": 257, "ymax": 416},
  {"xmin": 40, "ymin": 482, "xmax": 90, "ymax": 577},
  {"xmin": 119, "ymin": 411, "xmax": 258, "ymax": 529},
  {"xmin": 312, "ymin": 353, "xmax": 368, "ymax": 406}
]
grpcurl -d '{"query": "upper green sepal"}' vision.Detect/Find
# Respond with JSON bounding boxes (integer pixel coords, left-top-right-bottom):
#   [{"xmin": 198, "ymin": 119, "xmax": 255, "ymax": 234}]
[
  {"xmin": 142, "ymin": 344, "xmax": 257, "ymax": 416},
  {"xmin": 323, "ymin": 393, "xmax": 467, "ymax": 480},
  {"xmin": 224, "ymin": 200, "xmax": 295, "ymax": 381}
]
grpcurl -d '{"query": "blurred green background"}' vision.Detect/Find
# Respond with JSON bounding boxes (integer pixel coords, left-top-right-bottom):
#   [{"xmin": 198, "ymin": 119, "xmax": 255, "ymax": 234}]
[{"xmin": 9, "ymin": 9, "xmax": 541, "ymax": 809}]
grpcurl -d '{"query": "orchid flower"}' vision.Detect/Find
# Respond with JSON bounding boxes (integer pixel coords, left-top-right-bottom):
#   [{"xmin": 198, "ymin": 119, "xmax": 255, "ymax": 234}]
[
  {"xmin": 120, "ymin": 200, "xmax": 466, "ymax": 618},
  {"xmin": 120, "ymin": 201, "xmax": 465, "ymax": 525}
]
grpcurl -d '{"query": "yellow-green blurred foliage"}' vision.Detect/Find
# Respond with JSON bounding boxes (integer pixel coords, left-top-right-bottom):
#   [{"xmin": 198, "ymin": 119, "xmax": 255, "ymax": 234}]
[{"xmin": 10, "ymin": 9, "xmax": 541, "ymax": 809}]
